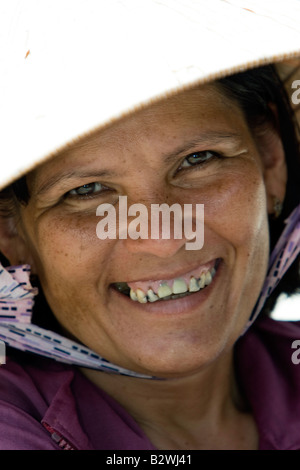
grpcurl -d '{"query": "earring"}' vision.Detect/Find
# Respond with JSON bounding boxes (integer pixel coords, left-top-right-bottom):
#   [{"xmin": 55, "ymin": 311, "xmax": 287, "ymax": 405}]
[{"xmin": 272, "ymin": 196, "xmax": 283, "ymax": 219}]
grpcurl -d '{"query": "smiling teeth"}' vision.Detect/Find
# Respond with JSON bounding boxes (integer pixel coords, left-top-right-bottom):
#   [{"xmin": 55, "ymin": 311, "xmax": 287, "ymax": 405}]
[
  {"xmin": 205, "ymin": 271, "xmax": 212, "ymax": 285},
  {"xmin": 157, "ymin": 283, "xmax": 173, "ymax": 299},
  {"xmin": 130, "ymin": 289, "xmax": 138, "ymax": 301},
  {"xmin": 172, "ymin": 279, "xmax": 188, "ymax": 294},
  {"xmin": 136, "ymin": 288, "xmax": 147, "ymax": 303},
  {"xmin": 127, "ymin": 265, "xmax": 217, "ymax": 304},
  {"xmin": 189, "ymin": 277, "xmax": 199, "ymax": 292},
  {"xmin": 147, "ymin": 288, "xmax": 159, "ymax": 302}
]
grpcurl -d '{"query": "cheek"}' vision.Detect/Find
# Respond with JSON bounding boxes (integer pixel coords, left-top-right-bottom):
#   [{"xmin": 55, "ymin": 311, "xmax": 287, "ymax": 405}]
[
  {"xmin": 203, "ymin": 161, "xmax": 269, "ymax": 313},
  {"xmin": 192, "ymin": 158, "xmax": 270, "ymax": 314},
  {"xmin": 201, "ymin": 161, "xmax": 268, "ymax": 249},
  {"xmin": 27, "ymin": 211, "xmax": 109, "ymax": 295},
  {"xmin": 27, "ymin": 211, "xmax": 117, "ymax": 335}
]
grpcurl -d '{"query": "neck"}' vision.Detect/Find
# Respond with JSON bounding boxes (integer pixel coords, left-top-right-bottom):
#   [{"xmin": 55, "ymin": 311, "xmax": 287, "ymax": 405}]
[{"xmin": 81, "ymin": 350, "xmax": 258, "ymax": 449}]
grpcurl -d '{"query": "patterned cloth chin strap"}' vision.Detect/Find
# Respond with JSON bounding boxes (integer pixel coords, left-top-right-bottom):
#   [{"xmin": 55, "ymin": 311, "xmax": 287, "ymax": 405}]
[
  {"xmin": 0, "ymin": 267, "xmax": 154, "ymax": 379},
  {"xmin": 0, "ymin": 204, "xmax": 299, "ymax": 378},
  {"xmin": 243, "ymin": 203, "xmax": 300, "ymax": 334}
]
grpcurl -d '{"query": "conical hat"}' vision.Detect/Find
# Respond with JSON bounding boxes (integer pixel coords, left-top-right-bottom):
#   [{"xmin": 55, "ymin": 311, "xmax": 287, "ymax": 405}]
[{"xmin": 0, "ymin": 0, "xmax": 300, "ymax": 189}]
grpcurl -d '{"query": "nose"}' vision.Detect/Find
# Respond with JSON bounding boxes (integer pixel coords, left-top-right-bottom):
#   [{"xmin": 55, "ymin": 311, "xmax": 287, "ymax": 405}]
[
  {"xmin": 118, "ymin": 196, "xmax": 201, "ymax": 258},
  {"xmin": 96, "ymin": 188, "xmax": 204, "ymax": 257},
  {"xmin": 124, "ymin": 230, "xmax": 188, "ymax": 258}
]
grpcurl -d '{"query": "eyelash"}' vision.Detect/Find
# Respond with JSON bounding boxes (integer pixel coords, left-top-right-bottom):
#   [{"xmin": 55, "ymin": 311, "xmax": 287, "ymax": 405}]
[
  {"xmin": 65, "ymin": 182, "xmax": 107, "ymax": 199},
  {"xmin": 64, "ymin": 151, "xmax": 220, "ymax": 199},
  {"xmin": 179, "ymin": 150, "xmax": 220, "ymax": 169}
]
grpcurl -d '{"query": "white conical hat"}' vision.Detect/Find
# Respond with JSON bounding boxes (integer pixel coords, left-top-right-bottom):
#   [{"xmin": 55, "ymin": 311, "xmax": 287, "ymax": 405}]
[{"xmin": 0, "ymin": 0, "xmax": 300, "ymax": 190}]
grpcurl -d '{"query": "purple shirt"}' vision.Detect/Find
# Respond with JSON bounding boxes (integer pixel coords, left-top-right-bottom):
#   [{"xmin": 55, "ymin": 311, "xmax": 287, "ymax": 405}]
[{"xmin": 0, "ymin": 315, "xmax": 299, "ymax": 450}]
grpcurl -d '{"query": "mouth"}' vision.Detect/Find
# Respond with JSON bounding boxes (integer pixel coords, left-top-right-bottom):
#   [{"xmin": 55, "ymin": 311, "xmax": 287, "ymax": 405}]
[{"xmin": 112, "ymin": 259, "xmax": 220, "ymax": 304}]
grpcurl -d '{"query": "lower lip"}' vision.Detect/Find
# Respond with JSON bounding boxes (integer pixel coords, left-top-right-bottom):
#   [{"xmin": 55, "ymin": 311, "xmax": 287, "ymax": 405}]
[{"xmin": 110, "ymin": 259, "xmax": 222, "ymax": 316}]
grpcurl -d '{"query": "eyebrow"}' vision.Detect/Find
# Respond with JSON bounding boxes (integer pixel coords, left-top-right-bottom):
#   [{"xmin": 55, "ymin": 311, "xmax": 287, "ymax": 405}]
[
  {"xmin": 35, "ymin": 131, "xmax": 244, "ymax": 196},
  {"xmin": 162, "ymin": 131, "xmax": 244, "ymax": 164},
  {"xmin": 34, "ymin": 169, "xmax": 115, "ymax": 197}
]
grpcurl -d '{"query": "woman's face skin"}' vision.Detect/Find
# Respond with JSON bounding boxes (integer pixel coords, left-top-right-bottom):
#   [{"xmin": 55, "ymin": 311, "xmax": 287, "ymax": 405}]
[{"xmin": 16, "ymin": 85, "xmax": 279, "ymax": 378}]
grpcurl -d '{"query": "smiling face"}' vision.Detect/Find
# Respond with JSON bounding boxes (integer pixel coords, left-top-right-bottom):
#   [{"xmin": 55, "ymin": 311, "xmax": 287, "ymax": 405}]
[{"xmin": 11, "ymin": 84, "xmax": 285, "ymax": 378}]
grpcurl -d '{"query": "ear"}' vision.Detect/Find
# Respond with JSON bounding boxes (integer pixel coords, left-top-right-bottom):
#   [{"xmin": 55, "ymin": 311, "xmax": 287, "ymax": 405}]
[
  {"xmin": 253, "ymin": 116, "xmax": 287, "ymax": 215},
  {"xmin": 0, "ymin": 213, "xmax": 35, "ymax": 267}
]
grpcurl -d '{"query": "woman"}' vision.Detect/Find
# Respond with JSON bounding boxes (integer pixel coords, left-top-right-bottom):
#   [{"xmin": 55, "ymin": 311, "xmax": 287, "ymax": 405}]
[{"xmin": 0, "ymin": 0, "xmax": 299, "ymax": 450}]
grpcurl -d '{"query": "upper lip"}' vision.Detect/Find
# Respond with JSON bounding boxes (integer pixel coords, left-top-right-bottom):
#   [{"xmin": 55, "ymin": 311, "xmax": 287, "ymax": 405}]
[{"xmin": 111, "ymin": 258, "xmax": 219, "ymax": 285}]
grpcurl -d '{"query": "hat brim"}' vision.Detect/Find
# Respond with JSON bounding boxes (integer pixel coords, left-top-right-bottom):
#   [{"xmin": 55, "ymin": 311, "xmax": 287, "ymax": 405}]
[{"xmin": 1, "ymin": 0, "xmax": 300, "ymax": 189}]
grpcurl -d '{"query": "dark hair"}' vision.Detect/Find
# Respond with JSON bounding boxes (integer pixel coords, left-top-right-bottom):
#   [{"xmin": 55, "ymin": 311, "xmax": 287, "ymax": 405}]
[
  {"xmin": 217, "ymin": 64, "xmax": 300, "ymax": 314},
  {"xmin": 0, "ymin": 64, "xmax": 299, "ymax": 325},
  {"xmin": 218, "ymin": 65, "xmax": 300, "ymax": 230}
]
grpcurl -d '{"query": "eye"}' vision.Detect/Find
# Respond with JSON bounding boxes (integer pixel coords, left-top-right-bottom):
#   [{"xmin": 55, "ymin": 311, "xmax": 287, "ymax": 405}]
[
  {"xmin": 66, "ymin": 182, "xmax": 104, "ymax": 198},
  {"xmin": 180, "ymin": 150, "xmax": 218, "ymax": 168}
]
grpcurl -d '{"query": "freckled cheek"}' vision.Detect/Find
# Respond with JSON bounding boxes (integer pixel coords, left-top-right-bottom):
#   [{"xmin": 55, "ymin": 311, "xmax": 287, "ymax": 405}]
[
  {"xmin": 32, "ymin": 212, "xmax": 108, "ymax": 282},
  {"xmin": 198, "ymin": 168, "xmax": 267, "ymax": 247}
]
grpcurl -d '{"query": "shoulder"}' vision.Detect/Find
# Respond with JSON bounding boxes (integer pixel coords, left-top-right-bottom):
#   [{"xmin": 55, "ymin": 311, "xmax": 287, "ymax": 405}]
[
  {"xmin": 0, "ymin": 352, "xmax": 75, "ymax": 449},
  {"xmin": 0, "ymin": 350, "xmax": 75, "ymax": 408}
]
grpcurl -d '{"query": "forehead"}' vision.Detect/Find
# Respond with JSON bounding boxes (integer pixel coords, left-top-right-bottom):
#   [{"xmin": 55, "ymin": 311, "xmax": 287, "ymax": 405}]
[
  {"xmin": 29, "ymin": 83, "xmax": 246, "ymax": 183},
  {"xmin": 82, "ymin": 83, "xmax": 241, "ymax": 145}
]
